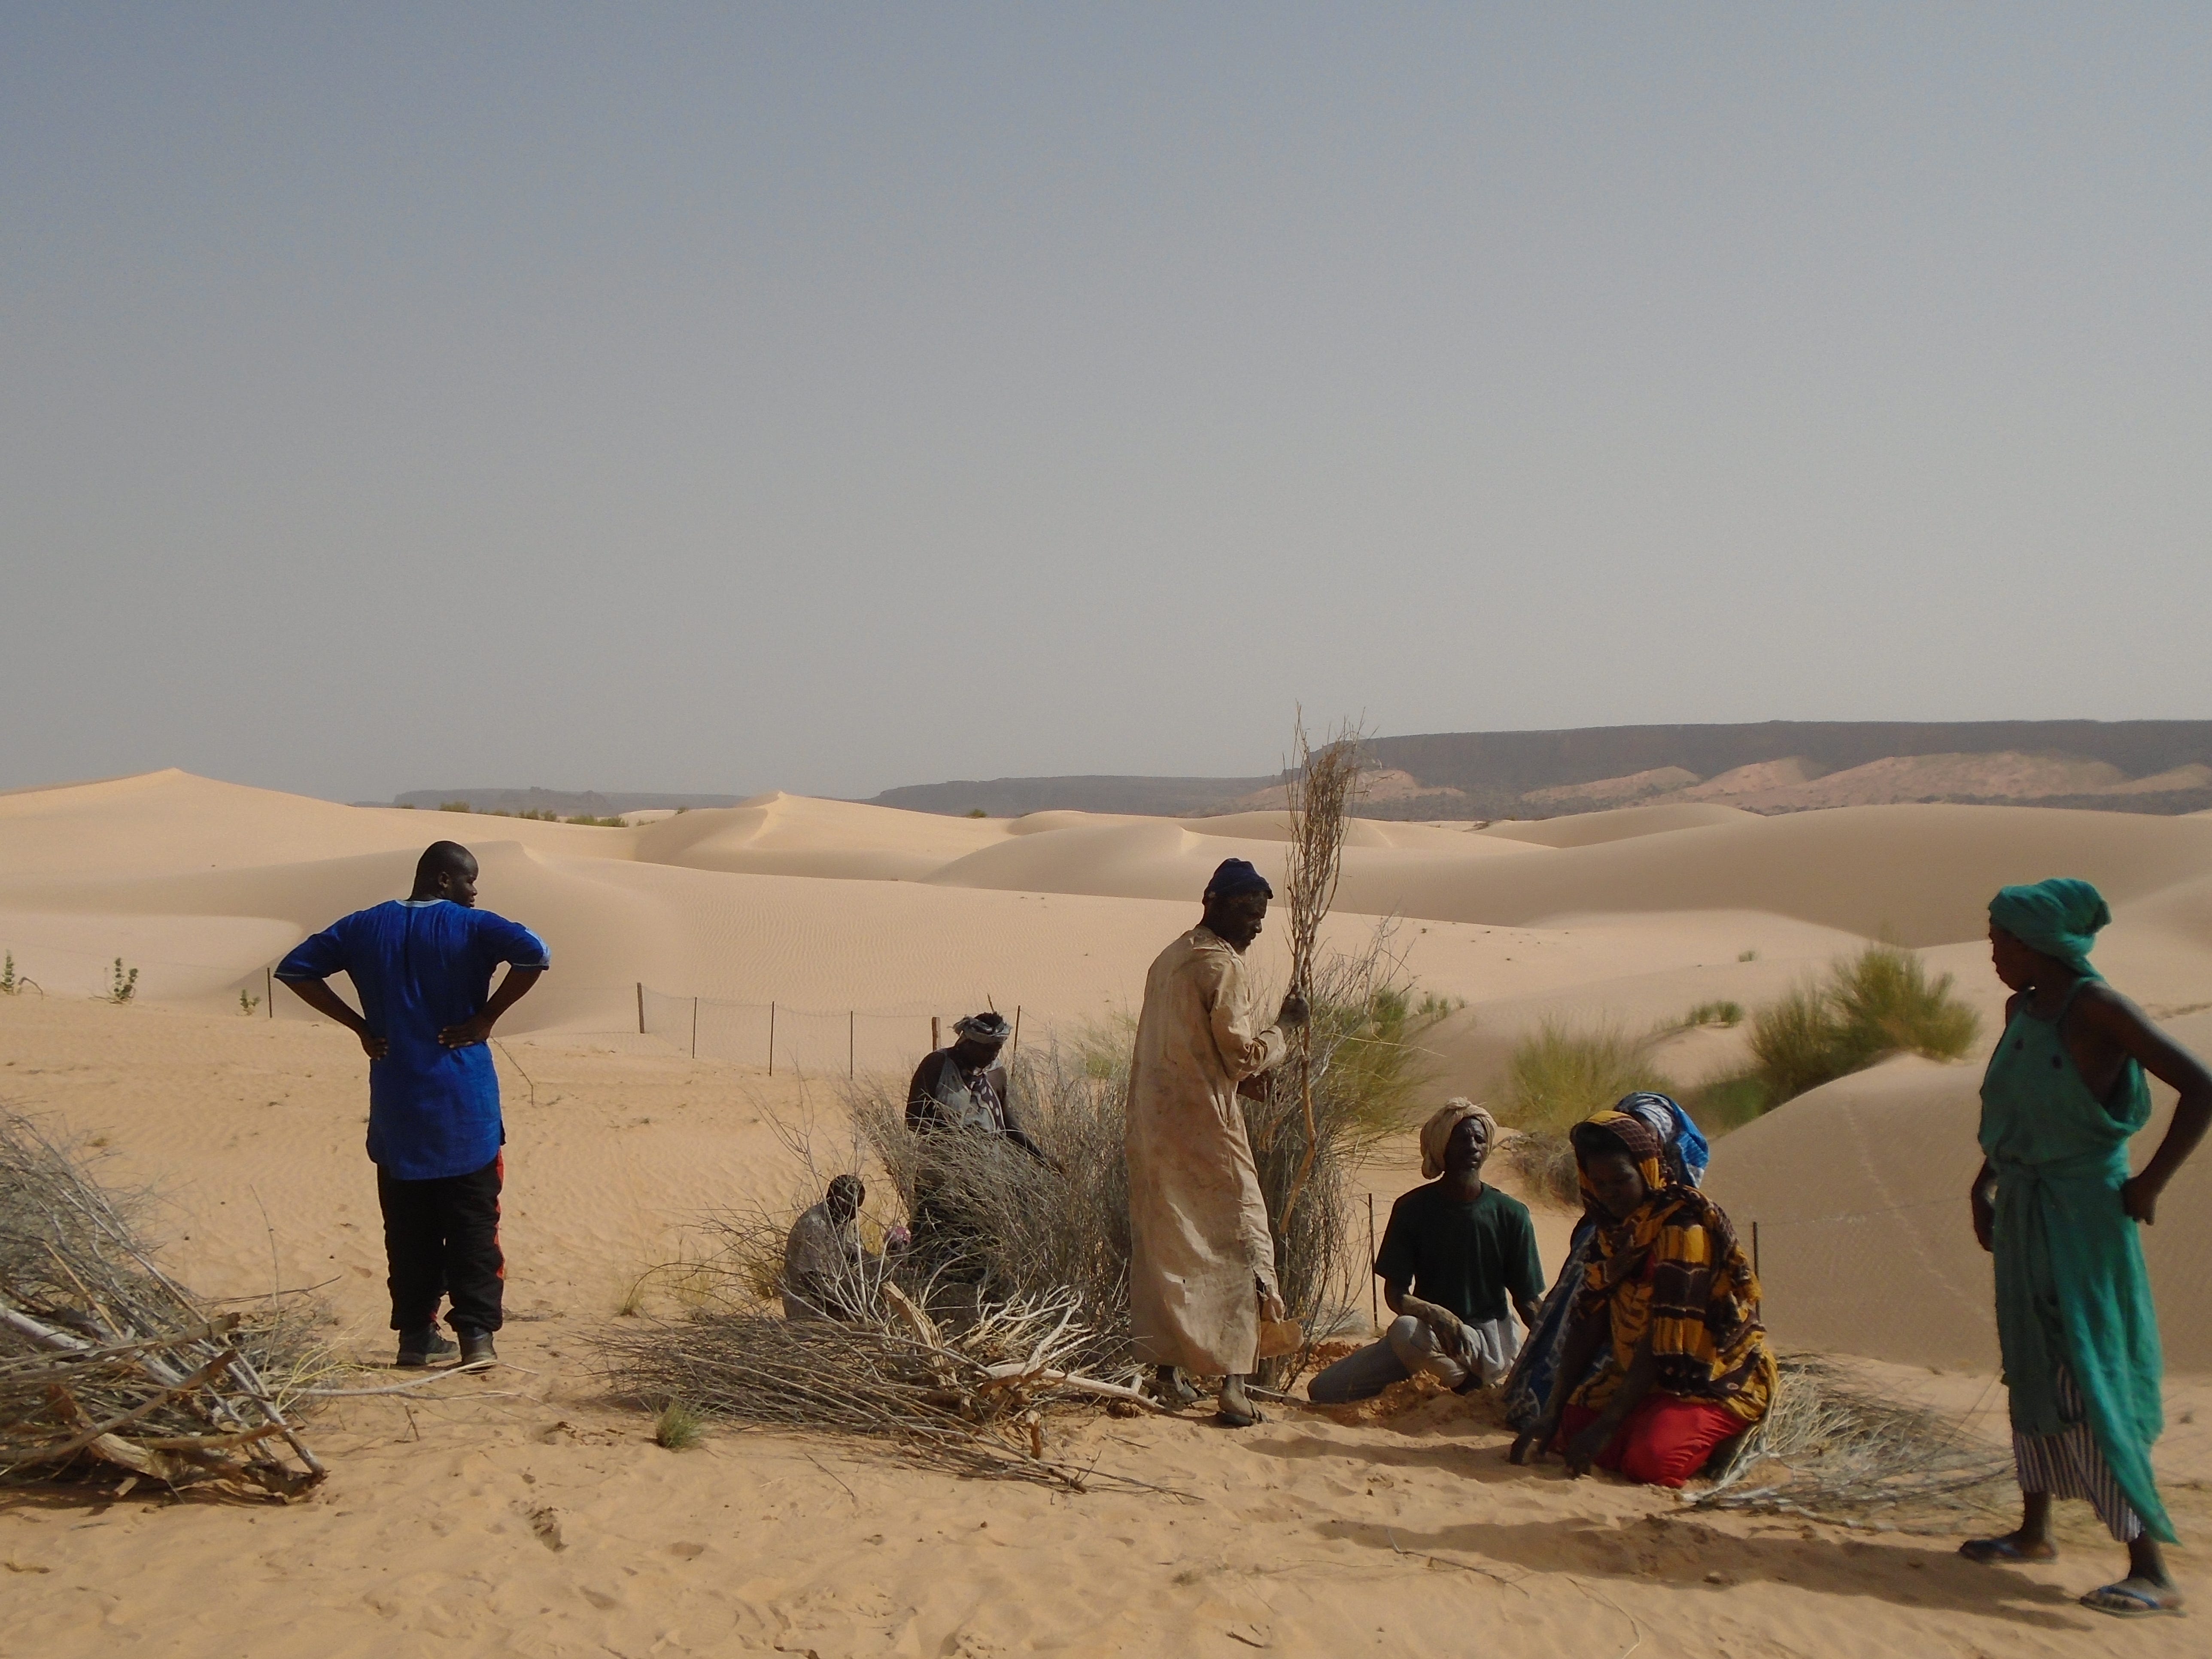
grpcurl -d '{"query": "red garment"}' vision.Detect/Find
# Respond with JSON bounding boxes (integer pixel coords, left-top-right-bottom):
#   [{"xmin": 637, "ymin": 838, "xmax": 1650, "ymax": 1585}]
[{"xmin": 1556, "ymin": 1394, "xmax": 1743, "ymax": 1489}]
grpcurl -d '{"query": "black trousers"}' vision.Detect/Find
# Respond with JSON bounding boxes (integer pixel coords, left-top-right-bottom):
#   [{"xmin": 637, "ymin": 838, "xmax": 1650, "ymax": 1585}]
[{"xmin": 376, "ymin": 1155, "xmax": 504, "ymax": 1334}]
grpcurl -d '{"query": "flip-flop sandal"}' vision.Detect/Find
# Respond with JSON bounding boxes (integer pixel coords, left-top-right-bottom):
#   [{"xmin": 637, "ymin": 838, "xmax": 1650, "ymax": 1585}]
[
  {"xmin": 1214, "ymin": 1406, "xmax": 1265, "ymax": 1428},
  {"xmin": 1959, "ymin": 1537, "xmax": 2050, "ymax": 1565},
  {"xmin": 2079, "ymin": 1584, "xmax": 2183, "ymax": 1618}
]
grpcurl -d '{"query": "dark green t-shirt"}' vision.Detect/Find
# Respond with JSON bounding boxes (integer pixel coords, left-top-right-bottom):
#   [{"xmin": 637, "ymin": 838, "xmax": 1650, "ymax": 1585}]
[{"xmin": 1373, "ymin": 1182, "xmax": 1544, "ymax": 1325}]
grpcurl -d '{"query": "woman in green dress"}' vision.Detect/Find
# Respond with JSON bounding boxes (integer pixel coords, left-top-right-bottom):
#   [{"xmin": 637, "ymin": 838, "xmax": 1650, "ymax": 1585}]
[{"xmin": 1962, "ymin": 878, "xmax": 2211, "ymax": 1617}]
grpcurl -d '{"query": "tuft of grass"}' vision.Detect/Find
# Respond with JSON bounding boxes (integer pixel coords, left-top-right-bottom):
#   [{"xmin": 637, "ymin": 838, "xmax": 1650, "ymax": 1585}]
[
  {"xmin": 1685, "ymin": 1072, "xmax": 1775, "ymax": 1134},
  {"xmin": 1500, "ymin": 1018, "xmax": 1675, "ymax": 1135},
  {"xmin": 439, "ymin": 800, "xmax": 472, "ymax": 813},
  {"xmin": 1745, "ymin": 942, "xmax": 1980, "ymax": 1110},
  {"xmin": 1, "ymin": 953, "xmax": 41, "ymax": 996},
  {"xmin": 1682, "ymin": 1000, "xmax": 1745, "ymax": 1029},
  {"xmin": 654, "ymin": 1400, "xmax": 705, "ymax": 1450},
  {"xmin": 238, "ymin": 988, "xmax": 261, "ymax": 1016},
  {"xmin": 107, "ymin": 958, "xmax": 139, "ymax": 1004},
  {"xmin": 966, "ymin": 808, "xmax": 988, "ymax": 817},
  {"xmin": 565, "ymin": 814, "xmax": 627, "ymax": 827},
  {"xmin": 1506, "ymin": 1130, "xmax": 1583, "ymax": 1208},
  {"xmin": 1738, "ymin": 949, "xmax": 1759, "ymax": 963}
]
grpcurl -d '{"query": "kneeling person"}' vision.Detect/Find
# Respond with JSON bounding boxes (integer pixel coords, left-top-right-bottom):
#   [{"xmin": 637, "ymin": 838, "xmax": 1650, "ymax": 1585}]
[
  {"xmin": 1310, "ymin": 1101, "xmax": 1543, "ymax": 1404},
  {"xmin": 1510, "ymin": 1111, "xmax": 1774, "ymax": 1488}
]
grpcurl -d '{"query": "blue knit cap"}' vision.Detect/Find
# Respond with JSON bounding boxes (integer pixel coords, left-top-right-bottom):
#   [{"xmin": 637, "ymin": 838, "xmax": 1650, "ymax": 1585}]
[{"xmin": 1203, "ymin": 857, "xmax": 1273, "ymax": 902}]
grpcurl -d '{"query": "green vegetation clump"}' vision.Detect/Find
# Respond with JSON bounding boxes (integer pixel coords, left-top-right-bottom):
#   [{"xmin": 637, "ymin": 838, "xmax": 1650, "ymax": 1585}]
[
  {"xmin": 439, "ymin": 800, "xmax": 471, "ymax": 813},
  {"xmin": 1, "ymin": 953, "xmax": 39, "ymax": 996},
  {"xmin": 108, "ymin": 959, "xmax": 139, "ymax": 1004},
  {"xmin": 1498, "ymin": 1018, "xmax": 1676, "ymax": 1207},
  {"xmin": 565, "ymin": 814, "xmax": 626, "ymax": 827},
  {"xmin": 238, "ymin": 988, "xmax": 261, "ymax": 1016},
  {"xmin": 1689, "ymin": 942, "xmax": 1983, "ymax": 1123},
  {"xmin": 1738, "ymin": 949, "xmax": 1759, "ymax": 962},
  {"xmin": 1682, "ymin": 1000, "xmax": 1745, "ymax": 1029},
  {"xmin": 966, "ymin": 808, "xmax": 988, "ymax": 817},
  {"xmin": 1501, "ymin": 1018, "xmax": 1675, "ymax": 1136},
  {"xmin": 653, "ymin": 1400, "xmax": 705, "ymax": 1450}
]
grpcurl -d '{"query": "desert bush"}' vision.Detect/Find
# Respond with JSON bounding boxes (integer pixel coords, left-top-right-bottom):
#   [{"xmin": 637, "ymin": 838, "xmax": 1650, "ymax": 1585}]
[
  {"xmin": 1682, "ymin": 1000, "xmax": 1745, "ymax": 1029},
  {"xmin": 107, "ymin": 959, "xmax": 138, "ymax": 1004},
  {"xmin": 1505, "ymin": 1130, "xmax": 1583, "ymax": 1208},
  {"xmin": 0, "ymin": 954, "xmax": 40, "ymax": 997},
  {"xmin": 842, "ymin": 940, "xmax": 1430, "ymax": 1378},
  {"xmin": 1684, "ymin": 1072, "xmax": 1774, "ymax": 1135},
  {"xmin": 1747, "ymin": 942, "xmax": 1979, "ymax": 1108},
  {"xmin": 1500, "ymin": 1018, "xmax": 1676, "ymax": 1136},
  {"xmin": 238, "ymin": 988, "xmax": 261, "ymax": 1016}
]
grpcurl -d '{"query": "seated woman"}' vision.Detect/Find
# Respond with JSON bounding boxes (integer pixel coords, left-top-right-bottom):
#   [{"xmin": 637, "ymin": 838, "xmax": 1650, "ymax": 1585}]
[
  {"xmin": 1500, "ymin": 1091, "xmax": 1707, "ymax": 1435},
  {"xmin": 1510, "ymin": 1110, "xmax": 1772, "ymax": 1488},
  {"xmin": 1309, "ymin": 1100, "xmax": 1544, "ymax": 1404}
]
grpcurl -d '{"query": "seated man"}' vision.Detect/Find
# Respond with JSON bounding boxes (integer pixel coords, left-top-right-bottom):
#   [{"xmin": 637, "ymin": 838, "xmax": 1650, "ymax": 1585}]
[
  {"xmin": 904, "ymin": 1012, "xmax": 1042, "ymax": 1157},
  {"xmin": 1510, "ymin": 1110, "xmax": 1774, "ymax": 1489},
  {"xmin": 781, "ymin": 1174, "xmax": 873, "ymax": 1321},
  {"xmin": 1310, "ymin": 1100, "xmax": 1544, "ymax": 1404}
]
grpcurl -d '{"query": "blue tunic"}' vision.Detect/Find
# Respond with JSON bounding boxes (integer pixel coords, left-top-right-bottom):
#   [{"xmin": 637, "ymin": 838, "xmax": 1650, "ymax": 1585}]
[{"xmin": 277, "ymin": 900, "xmax": 550, "ymax": 1181}]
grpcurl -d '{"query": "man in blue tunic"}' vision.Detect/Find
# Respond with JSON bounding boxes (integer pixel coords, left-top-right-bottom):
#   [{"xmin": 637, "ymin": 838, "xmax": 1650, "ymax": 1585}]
[{"xmin": 277, "ymin": 842, "xmax": 549, "ymax": 1368}]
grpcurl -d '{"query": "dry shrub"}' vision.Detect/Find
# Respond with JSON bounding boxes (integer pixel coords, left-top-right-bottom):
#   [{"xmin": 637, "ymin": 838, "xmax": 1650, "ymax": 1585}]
[
  {"xmin": 1499, "ymin": 1018, "xmax": 1676, "ymax": 1136},
  {"xmin": 0, "ymin": 1109, "xmax": 325, "ymax": 1498},
  {"xmin": 1503, "ymin": 1130, "xmax": 1583, "ymax": 1209},
  {"xmin": 1693, "ymin": 1355, "xmax": 2012, "ymax": 1529}
]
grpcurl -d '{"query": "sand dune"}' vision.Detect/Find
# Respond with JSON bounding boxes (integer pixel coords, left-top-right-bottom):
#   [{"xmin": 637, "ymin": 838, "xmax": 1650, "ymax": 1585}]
[
  {"xmin": 6, "ymin": 768, "xmax": 2212, "ymax": 1651},
  {"xmin": 1704, "ymin": 1012, "xmax": 2212, "ymax": 1373}
]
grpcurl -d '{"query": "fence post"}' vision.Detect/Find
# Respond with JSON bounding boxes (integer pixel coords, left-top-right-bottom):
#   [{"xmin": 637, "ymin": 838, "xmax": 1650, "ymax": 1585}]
[
  {"xmin": 1752, "ymin": 1221, "xmax": 1761, "ymax": 1281},
  {"xmin": 769, "ymin": 1002, "xmax": 776, "ymax": 1076},
  {"xmin": 1367, "ymin": 1193, "xmax": 1378, "ymax": 1331},
  {"xmin": 848, "ymin": 1010, "xmax": 855, "ymax": 1078},
  {"xmin": 932, "ymin": 1015, "xmax": 941, "ymax": 1053},
  {"xmin": 265, "ymin": 966, "xmax": 273, "ymax": 1019},
  {"xmin": 691, "ymin": 997, "xmax": 699, "ymax": 1059},
  {"xmin": 636, "ymin": 982, "xmax": 644, "ymax": 1035}
]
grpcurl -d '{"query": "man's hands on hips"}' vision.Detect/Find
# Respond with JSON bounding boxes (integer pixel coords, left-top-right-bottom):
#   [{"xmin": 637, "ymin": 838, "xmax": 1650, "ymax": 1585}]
[{"xmin": 440, "ymin": 1015, "xmax": 497, "ymax": 1048}]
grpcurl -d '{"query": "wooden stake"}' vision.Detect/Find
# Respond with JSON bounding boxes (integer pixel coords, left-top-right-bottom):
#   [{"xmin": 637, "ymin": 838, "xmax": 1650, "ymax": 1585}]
[
  {"xmin": 636, "ymin": 981, "xmax": 645, "ymax": 1035},
  {"xmin": 769, "ymin": 1001, "xmax": 777, "ymax": 1076},
  {"xmin": 1367, "ymin": 1193, "xmax": 1378, "ymax": 1332},
  {"xmin": 848, "ymin": 1010, "xmax": 856, "ymax": 1078},
  {"xmin": 932, "ymin": 1015, "xmax": 942, "ymax": 1052},
  {"xmin": 264, "ymin": 967, "xmax": 273, "ymax": 1019},
  {"xmin": 690, "ymin": 997, "xmax": 699, "ymax": 1059}
]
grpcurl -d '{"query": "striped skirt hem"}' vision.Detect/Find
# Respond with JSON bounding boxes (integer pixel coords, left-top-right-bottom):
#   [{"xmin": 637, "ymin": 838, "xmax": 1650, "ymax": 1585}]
[{"xmin": 2012, "ymin": 1364, "xmax": 2143, "ymax": 1544}]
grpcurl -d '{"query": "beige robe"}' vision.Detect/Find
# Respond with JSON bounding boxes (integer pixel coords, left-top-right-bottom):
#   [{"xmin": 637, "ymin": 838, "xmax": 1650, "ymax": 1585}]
[{"xmin": 1124, "ymin": 926, "xmax": 1288, "ymax": 1373}]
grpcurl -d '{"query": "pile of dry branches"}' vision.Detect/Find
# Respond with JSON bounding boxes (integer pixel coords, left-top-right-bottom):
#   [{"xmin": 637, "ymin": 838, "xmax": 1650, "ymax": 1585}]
[
  {"xmin": 1690, "ymin": 1355, "xmax": 2012, "ymax": 1529},
  {"xmin": 0, "ymin": 1110, "xmax": 325, "ymax": 1501},
  {"xmin": 594, "ymin": 1279, "xmax": 1161, "ymax": 1489}
]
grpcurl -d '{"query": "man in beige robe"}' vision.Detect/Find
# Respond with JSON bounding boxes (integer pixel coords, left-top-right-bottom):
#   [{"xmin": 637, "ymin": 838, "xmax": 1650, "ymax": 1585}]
[{"xmin": 1125, "ymin": 857, "xmax": 1307, "ymax": 1425}]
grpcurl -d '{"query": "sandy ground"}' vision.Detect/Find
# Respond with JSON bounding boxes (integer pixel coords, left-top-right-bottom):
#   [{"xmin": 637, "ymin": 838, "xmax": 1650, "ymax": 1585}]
[
  {"xmin": 3, "ymin": 996, "xmax": 2207, "ymax": 1659},
  {"xmin": 6, "ymin": 772, "xmax": 2212, "ymax": 1654}
]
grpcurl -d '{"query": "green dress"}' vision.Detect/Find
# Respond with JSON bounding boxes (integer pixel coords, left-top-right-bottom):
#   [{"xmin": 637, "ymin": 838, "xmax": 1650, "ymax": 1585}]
[{"xmin": 1978, "ymin": 981, "xmax": 2173, "ymax": 1542}]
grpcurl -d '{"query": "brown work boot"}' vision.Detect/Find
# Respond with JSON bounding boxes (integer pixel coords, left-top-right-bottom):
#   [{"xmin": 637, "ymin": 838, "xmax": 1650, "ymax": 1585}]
[{"xmin": 457, "ymin": 1331, "xmax": 498, "ymax": 1370}]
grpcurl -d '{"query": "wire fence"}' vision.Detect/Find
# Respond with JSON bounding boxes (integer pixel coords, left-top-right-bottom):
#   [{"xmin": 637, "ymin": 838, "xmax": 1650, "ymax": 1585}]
[{"xmin": 0, "ymin": 935, "xmax": 1020, "ymax": 1082}]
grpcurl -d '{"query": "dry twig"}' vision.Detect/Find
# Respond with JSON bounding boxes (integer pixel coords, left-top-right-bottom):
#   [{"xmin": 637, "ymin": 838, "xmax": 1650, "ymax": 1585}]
[{"xmin": 0, "ymin": 1109, "xmax": 325, "ymax": 1500}]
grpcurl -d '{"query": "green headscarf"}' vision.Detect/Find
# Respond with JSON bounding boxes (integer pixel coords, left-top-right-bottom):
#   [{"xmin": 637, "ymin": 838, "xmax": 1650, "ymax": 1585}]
[{"xmin": 1989, "ymin": 877, "xmax": 2112, "ymax": 980}]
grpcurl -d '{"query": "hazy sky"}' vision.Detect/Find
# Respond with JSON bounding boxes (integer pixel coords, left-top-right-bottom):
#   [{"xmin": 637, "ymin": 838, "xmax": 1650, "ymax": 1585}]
[{"xmin": 5, "ymin": 6, "xmax": 2207, "ymax": 803}]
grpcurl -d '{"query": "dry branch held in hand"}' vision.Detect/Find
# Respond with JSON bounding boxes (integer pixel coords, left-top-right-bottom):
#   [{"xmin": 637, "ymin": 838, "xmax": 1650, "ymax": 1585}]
[
  {"xmin": 1276, "ymin": 715, "xmax": 1365, "ymax": 1243},
  {"xmin": 0, "ymin": 1109, "xmax": 325, "ymax": 1500}
]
